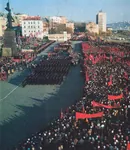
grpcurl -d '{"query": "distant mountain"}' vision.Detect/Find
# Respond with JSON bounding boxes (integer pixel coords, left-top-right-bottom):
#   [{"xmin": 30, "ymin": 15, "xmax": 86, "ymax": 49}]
[{"xmin": 107, "ymin": 22, "xmax": 130, "ymax": 30}]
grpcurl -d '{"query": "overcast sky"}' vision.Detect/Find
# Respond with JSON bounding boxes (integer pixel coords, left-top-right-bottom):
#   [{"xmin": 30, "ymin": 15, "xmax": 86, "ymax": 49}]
[{"xmin": 0, "ymin": 0, "xmax": 130, "ymax": 23}]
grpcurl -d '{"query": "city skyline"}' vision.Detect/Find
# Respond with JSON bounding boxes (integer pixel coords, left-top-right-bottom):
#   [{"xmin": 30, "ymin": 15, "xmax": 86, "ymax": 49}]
[{"xmin": 0, "ymin": 0, "xmax": 130, "ymax": 23}]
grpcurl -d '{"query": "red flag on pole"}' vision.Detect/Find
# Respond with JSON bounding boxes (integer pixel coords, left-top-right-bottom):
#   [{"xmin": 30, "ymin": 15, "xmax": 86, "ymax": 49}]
[
  {"xmin": 108, "ymin": 75, "xmax": 113, "ymax": 86},
  {"xmin": 60, "ymin": 109, "xmax": 63, "ymax": 119},
  {"xmin": 127, "ymin": 143, "xmax": 130, "ymax": 150}
]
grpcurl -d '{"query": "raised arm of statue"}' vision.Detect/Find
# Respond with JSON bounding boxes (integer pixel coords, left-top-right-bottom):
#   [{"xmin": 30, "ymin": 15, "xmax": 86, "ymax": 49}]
[{"xmin": 5, "ymin": 1, "xmax": 13, "ymax": 29}]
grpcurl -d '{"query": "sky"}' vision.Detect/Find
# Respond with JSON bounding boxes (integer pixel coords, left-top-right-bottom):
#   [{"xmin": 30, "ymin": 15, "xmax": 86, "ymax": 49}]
[{"xmin": 0, "ymin": 0, "xmax": 130, "ymax": 23}]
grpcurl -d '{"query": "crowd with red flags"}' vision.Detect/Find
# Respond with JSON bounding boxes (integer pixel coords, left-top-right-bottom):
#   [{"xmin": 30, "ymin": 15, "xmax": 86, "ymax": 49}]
[{"xmin": 16, "ymin": 39, "xmax": 130, "ymax": 150}]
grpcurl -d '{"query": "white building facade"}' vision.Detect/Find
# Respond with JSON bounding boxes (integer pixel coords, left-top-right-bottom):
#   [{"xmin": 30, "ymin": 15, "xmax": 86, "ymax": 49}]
[
  {"xmin": 22, "ymin": 17, "xmax": 43, "ymax": 38},
  {"xmin": 50, "ymin": 16, "xmax": 62, "ymax": 24},
  {"xmin": 96, "ymin": 11, "xmax": 106, "ymax": 32}
]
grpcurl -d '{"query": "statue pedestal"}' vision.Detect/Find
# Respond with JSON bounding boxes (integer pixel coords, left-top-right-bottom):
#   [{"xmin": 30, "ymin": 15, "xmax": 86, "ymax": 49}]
[{"xmin": 2, "ymin": 30, "xmax": 17, "ymax": 57}]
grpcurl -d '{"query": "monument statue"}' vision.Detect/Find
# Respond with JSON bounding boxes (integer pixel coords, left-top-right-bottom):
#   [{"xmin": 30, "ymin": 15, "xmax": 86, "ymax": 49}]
[
  {"xmin": 2, "ymin": 1, "xmax": 17, "ymax": 57},
  {"xmin": 5, "ymin": 2, "xmax": 14, "ymax": 29}
]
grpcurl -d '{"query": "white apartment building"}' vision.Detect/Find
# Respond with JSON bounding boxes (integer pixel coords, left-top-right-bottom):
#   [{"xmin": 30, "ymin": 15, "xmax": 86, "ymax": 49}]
[
  {"xmin": 22, "ymin": 16, "xmax": 43, "ymax": 38},
  {"xmin": 96, "ymin": 11, "xmax": 106, "ymax": 32},
  {"xmin": 50, "ymin": 16, "xmax": 62, "ymax": 24}
]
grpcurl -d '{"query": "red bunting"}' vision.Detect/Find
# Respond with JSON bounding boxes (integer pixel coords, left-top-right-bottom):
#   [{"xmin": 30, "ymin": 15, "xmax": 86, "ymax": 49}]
[
  {"xmin": 76, "ymin": 112, "xmax": 103, "ymax": 120},
  {"xmin": 91, "ymin": 101, "xmax": 116, "ymax": 109},
  {"xmin": 108, "ymin": 93, "xmax": 123, "ymax": 100}
]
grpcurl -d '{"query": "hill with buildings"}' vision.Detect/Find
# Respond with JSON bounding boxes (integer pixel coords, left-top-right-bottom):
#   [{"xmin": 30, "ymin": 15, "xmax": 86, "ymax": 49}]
[{"xmin": 107, "ymin": 21, "xmax": 130, "ymax": 30}]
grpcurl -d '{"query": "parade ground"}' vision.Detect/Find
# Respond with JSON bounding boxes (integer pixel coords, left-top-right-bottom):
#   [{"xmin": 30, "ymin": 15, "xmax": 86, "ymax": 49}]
[{"xmin": 0, "ymin": 41, "xmax": 84, "ymax": 149}]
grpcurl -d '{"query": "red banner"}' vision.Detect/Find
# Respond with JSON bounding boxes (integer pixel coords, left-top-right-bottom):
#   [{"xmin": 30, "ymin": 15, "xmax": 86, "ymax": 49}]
[
  {"xmin": 108, "ymin": 93, "xmax": 123, "ymax": 100},
  {"xmin": 91, "ymin": 101, "xmax": 116, "ymax": 109},
  {"xmin": 76, "ymin": 112, "xmax": 103, "ymax": 120}
]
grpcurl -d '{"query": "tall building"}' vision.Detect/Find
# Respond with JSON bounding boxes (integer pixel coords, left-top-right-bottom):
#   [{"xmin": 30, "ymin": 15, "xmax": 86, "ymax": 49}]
[
  {"xmin": 22, "ymin": 16, "xmax": 43, "ymax": 38},
  {"xmin": 96, "ymin": 11, "xmax": 106, "ymax": 32}
]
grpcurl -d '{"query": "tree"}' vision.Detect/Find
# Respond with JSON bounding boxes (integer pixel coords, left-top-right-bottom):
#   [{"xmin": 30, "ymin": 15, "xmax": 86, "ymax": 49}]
[
  {"xmin": 66, "ymin": 27, "xmax": 73, "ymax": 34},
  {"xmin": 55, "ymin": 24, "xmax": 66, "ymax": 34}
]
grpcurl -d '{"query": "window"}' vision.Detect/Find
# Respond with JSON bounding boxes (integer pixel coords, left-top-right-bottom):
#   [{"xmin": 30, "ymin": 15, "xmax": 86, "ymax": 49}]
[
  {"xmin": 24, "ymin": 26, "xmax": 26, "ymax": 28},
  {"xmin": 24, "ymin": 30, "xmax": 26, "ymax": 32}
]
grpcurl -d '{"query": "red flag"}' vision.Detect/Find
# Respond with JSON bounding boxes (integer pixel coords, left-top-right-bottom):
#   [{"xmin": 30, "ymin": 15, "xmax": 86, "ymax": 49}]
[
  {"xmin": 108, "ymin": 75, "xmax": 113, "ymax": 86},
  {"xmin": 60, "ymin": 109, "xmax": 63, "ymax": 119},
  {"xmin": 127, "ymin": 143, "xmax": 130, "ymax": 150},
  {"xmin": 108, "ymin": 93, "xmax": 123, "ymax": 100},
  {"xmin": 76, "ymin": 112, "xmax": 103, "ymax": 120},
  {"xmin": 91, "ymin": 101, "xmax": 116, "ymax": 109},
  {"xmin": 85, "ymin": 72, "xmax": 89, "ymax": 82},
  {"xmin": 124, "ymin": 72, "xmax": 128, "ymax": 80},
  {"xmin": 82, "ymin": 104, "xmax": 85, "ymax": 113}
]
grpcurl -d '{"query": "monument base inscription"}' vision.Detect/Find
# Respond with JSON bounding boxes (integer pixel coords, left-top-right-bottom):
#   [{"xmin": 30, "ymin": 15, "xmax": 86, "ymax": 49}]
[{"xmin": 2, "ymin": 30, "xmax": 17, "ymax": 57}]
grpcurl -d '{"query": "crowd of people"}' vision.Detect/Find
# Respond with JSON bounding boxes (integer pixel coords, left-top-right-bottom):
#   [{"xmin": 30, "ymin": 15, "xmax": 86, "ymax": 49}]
[
  {"xmin": 15, "ymin": 40, "xmax": 130, "ymax": 150},
  {"xmin": 0, "ymin": 41, "xmax": 55, "ymax": 81}
]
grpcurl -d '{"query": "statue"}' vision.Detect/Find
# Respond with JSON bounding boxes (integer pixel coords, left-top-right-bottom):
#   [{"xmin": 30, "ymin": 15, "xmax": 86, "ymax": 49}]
[{"xmin": 5, "ymin": 1, "xmax": 14, "ymax": 29}]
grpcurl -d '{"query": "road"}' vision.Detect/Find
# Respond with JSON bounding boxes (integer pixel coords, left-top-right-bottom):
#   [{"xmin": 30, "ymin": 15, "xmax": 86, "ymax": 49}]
[{"xmin": 0, "ymin": 41, "xmax": 84, "ymax": 150}]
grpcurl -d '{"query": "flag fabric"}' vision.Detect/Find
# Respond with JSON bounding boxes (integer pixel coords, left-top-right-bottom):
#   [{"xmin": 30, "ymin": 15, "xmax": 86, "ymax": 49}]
[
  {"xmin": 124, "ymin": 72, "xmax": 128, "ymax": 80},
  {"xmin": 82, "ymin": 103, "xmax": 85, "ymax": 113},
  {"xmin": 108, "ymin": 75, "xmax": 113, "ymax": 86},
  {"xmin": 127, "ymin": 143, "xmax": 130, "ymax": 150},
  {"xmin": 91, "ymin": 101, "xmax": 116, "ymax": 109},
  {"xmin": 85, "ymin": 72, "xmax": 89, "ymax": 82},
  {"xmin": 76, "ymin": 112, "xmax": 103, "ymax": 120},
  {"xmin": 108, "ymin": 93, "xmax": 123, "ymax": 100},
  {"xmin": 60, "ymin": 109, "xmax": 63, "ymax": 119}
]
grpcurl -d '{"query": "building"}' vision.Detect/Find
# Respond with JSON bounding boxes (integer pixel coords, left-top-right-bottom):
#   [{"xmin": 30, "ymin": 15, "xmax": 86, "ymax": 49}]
[
  {"xmin": 66, "ymin": 22, "xmax": 74, "ymax": 33},
  {"xmin": 49, "ymin": 16, "xmax": 67, "ymax": 30},
  {"xmin": 96, "ymin": 11, "xmax": 106, "ymax": 32},
  {"xmin": 22, "ymin": 16, "xmax": 43, "ymax": 38},
  {"xmin": 86, "ymin": 22, "xmax": 99, "ymax": 34},
  {"xmin": 60, "ymin": 16, "xmax": 67, "ymax": 24},
  {"xmin": 107, "ymin": 27, "xmax": 113, "ymax": 31},
  {"xmin": 13, "ymin": 14, "xmax": 28, "ymax": 26},
  {"xmin": 48, "ymin": 32, "xmax": 71, "ymax": 41},
  {"xmin": 0, "ymin": 17, "xmax": 6, "ymax": 37}
]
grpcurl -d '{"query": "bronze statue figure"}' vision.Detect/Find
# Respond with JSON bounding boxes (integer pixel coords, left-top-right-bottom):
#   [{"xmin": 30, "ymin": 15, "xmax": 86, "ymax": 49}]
[{"xmin": 5, "ymin": 1, "xmax": 14, "ymax": 29}]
